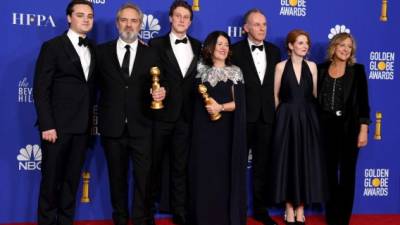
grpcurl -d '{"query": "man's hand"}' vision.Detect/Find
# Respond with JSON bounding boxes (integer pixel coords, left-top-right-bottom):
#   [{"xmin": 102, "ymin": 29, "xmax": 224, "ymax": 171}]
[{"xmin": 42, "ymin": 129, "xmax": 57, "ymax": 143}]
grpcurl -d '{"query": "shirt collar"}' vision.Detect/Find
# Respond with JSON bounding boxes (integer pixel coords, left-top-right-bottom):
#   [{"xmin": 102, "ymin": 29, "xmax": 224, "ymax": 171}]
[
  {"xmin": 117, "ymin": 37, "xmax": 138, "ymax": 50},
  {"xmin": 170, "ymin": 32, "xmax": 188, "ymax": 43},
  {"xmin": 67, "ymin": 29, "xmax": 86, "ymax": 46}
]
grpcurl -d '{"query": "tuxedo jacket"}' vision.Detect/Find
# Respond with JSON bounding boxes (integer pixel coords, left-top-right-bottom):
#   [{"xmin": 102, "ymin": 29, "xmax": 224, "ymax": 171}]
[
  {"xmin": 96, "ymin": 40, "xmax": 157, "ymax": 138},
  {"xmin": 148, "ymin": 34, "xmax": 201, "ymax": 122},
  {"xmin": 317, "ymin": 62, "xmax": 370, "ymax": 138},
  {"xmin": 232, "ymin": 40, "xmax": 281, "ymax": 124},
  {"xmin": 33, "ymin": 33, "xmax": 96, "ymax": 134}
]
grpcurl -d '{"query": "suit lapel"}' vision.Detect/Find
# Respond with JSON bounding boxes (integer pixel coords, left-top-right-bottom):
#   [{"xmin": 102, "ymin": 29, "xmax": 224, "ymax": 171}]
[
  {"xmin": 262, "ymin": 42, "xmax": 273, "ymax": 85},
  {"xmin": 242, "ymin": 41, "xmax": 262, "ymax": 85},
  {"xmin": 61, "ymin": 34, "xmax": 85, "ymax": 80},
  {"xmin": 183, "ymin": 36, "xmax": 199, "ymax": 79},
  {"xmin": 164, "ymin": 36, "xmax": 183, "ymax": 78},
  {"xmin": 87, "ymin": 42, "xmax": 95, "ymax": 81}
]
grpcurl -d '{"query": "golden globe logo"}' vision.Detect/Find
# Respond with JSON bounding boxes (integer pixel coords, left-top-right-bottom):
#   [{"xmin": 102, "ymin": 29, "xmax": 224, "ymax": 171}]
[
  {"xmin": 369, "ymin": 51, "xmax": 395, "ymax": 80},
  {"xmin": 280, "ymin": 0, "xmax": 307, "ymax": 17},
  {"xmin": 363, "ymin": 168, "xmax": 389, "ymax": 197}
]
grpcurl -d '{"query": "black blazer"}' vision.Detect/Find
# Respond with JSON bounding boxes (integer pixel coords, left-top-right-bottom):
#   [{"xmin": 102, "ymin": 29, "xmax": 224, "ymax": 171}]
[
  {"xmin": 232, "ymin": 40, "xmax": 281, "ymax": 124},
  {"xmin": 96, "ymin": 40, "xmax": 157, "ymax": 138},
  {"xmin": 33, "ymin": 34, "xmax": 96, "ymax": 133},
  {"xmin": 317, "ymin": 62, "xmax": 370, "ymax": 137},
  {"xmin": 148, "ymin": 34, "xmax": 201, "ymax": 122}
]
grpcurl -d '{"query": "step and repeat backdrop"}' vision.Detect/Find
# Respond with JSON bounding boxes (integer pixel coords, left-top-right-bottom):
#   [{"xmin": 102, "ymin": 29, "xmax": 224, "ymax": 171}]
[{"xmin": 0, "ymin": 0, "xmax": 399, "ymax": 223}]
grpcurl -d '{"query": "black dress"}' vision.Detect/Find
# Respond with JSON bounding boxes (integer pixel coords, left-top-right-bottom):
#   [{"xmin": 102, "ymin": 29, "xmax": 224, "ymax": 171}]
[
  {"xmin": 269, "ymin": 59, "xmax": 328, "ymax": 205},
  {"xmin": 189, "ymin": 63, "xmax": 247, "ymax": 225}
]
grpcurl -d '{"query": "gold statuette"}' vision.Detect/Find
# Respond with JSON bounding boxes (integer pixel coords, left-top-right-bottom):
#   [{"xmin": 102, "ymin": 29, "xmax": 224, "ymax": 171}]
[
  {"xmin": 380, "ymin": 0, "xmax": 388, "ymax": 22},
  {"xmin": 150, "ymin": 67, "xmax": 164, "ymax": 109},
  {"xmin": 192, "ymin": 0, "xmax": 200, "ymax": 11},
  {"xmin": 374, "ymin": 112, "xmax": 382, "ymax": 140},
  {"xmin": 198, "ymin": 84, "xmax": 221, "ymax": 121},
  {"xmin": 81, "ymin": 171, "xmax": 91, "ymax": 203}
]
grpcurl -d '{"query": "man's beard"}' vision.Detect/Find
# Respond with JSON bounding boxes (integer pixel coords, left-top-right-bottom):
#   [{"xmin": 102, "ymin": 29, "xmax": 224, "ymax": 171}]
[{"xmin": 119, "ymin": 30, "xmax": 138, "ymax": 43}]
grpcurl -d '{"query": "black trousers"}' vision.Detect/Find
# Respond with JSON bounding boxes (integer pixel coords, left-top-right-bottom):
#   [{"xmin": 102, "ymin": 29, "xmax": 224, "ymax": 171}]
[
  {"xmin": 38, "ymin": 133, "xmax": 88, "ymax": 225},
  {"xmin": 151, "ymin": 119, "xmax": 190, "ymax": 215},
  {"xmin": 321, "ymin": 113, "xmax": 359, "ymax": 225},
  {"xmin": 101, "ymin": 127, "xmax": 152, "ymax": 225},
  {"xmin": 247, "ymin": 119, "xmax": 273, "ymax": 215}
]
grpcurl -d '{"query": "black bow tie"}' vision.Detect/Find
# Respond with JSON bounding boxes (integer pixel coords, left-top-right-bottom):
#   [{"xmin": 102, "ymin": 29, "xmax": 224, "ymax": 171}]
[
  {"xmin": 251, "ymin": 45, "xmax": 264, "ymax": 51},
  {"xmin": 78, "ymin": 37, "xmax": 89, "ymax": 47},
  {"xmin": 175, "ymin": 37, "xmax": 188, "ymax": 45}
]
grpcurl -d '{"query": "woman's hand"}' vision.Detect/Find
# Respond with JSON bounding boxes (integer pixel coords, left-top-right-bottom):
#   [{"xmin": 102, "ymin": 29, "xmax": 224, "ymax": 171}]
[
  {"xmin": 357, "ymin": 124, "xmax": 369, "ymax": 148},
  {"xmin": 205, "ymin": 97, "xmax": 222, "ymax": 115}
]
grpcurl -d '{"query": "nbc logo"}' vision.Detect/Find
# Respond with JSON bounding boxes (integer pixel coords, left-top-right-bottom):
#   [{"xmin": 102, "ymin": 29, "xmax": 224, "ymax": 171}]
[
  {"xmin": 139, "ymin": 14, "xmax": 161, "ymax": 40},
  {"xmin": 328, "ymin": 24, "xmax": 350, "ymax": 39},
  {"xmin": 17, "ymin": 144, "xmax": 42, "ymax": 171},
  {"xmin": 369, "ymin": 51, "xmax": 395, "ymax": 80},
  {"xmin": 363, "ymin": 168, "xmax": 389, "ymax": 197},
  {"xmin": 18, "ymin": 77, "xmax": 33, "ymax": 103},
  {"xmin": 280, "ymin": 0, "xmax": 307, "ymax": 17}
]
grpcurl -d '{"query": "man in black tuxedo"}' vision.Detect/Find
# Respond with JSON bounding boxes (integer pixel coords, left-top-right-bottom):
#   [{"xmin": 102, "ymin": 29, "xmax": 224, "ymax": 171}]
[
  {"xmin": 232, "ymin": 9, "xmax": 281, "ymax": 225},
  {"xmin": 96, "ymin": 3, "xmax": 164, "ymax": 225},
  {"xmin": 33, "ymin": 1, "xmax": 95, "ymax": 225},
  {"xmin": 148, "ymin": 1, "xmax": 201, "ymax": 224}
]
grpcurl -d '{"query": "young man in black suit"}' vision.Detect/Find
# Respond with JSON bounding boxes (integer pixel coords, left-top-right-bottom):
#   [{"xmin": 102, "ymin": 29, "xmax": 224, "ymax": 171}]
[
  {"xmin": 148, "ymin": 1, "xmax": 201, "ymax": 224},
  {"xmin": 96, "ymin": 3, "xmax": 165, "ymax": 225},
  {"xmin": 232, "ymin": 9, "xmax": 281, "ymax": 225},
  {"xmin": 33, "ymin": 1, "xmax": 95, "ymax": 225}
]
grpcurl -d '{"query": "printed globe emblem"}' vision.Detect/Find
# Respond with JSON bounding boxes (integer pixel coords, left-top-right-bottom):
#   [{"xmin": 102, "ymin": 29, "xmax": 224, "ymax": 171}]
[
  {"xmin": 378, "ymin": 61, "xmax": 386, "ymax": 71},
  {"xmin": 289, "ymin": 0, "xmax": 298, "ymax": 7},
  {"xmin": 372, "ymin": 178, "xmax": 381, "ymax": 187}
]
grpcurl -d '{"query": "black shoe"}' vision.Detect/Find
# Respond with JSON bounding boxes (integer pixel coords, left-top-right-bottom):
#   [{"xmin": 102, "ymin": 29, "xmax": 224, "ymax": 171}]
[
  {"xmin": 172, "ymin": 213, "xmax": 187, "ymax": 225},
  {"xmin": 253, "ymin": 214, "xmax": 277, "ymax": 225}
]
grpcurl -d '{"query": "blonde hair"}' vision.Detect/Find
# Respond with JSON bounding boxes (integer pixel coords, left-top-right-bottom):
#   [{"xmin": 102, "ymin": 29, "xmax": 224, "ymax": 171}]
[{"xmin": 327, "ymin": 32, "xmax": 357, "ymax": 65}]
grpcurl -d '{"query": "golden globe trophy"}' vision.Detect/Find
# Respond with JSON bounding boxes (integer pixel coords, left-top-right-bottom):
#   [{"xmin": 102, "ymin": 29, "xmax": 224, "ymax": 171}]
[
  {"xmin": 81, "ymin": 171, "xmax": 91, "ymax": 203},
  {"xmin": 374, "ymin": 112, "xmax": 382, "ymax": 140},
  {"xmin": 198, "ymin": 84, "xmax": 221, "ymax": 121},
  {"xmin": 150, "ymin": 67, "xmax": 164, "ymax": 109},
  {"xmin": 380, "ymin": 0, "xmax": 388, "ymax": 22},
  {"xmin": 192, "ymin": 0, "xmax": 200, "ymax": 11}
]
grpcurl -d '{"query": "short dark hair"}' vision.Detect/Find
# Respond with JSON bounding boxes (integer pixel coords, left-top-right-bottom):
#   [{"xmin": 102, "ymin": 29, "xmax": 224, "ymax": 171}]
[
  {"xmin": 243, "ymin": 8, "xmax": 265, "ymax": 24},
  {"xmin": 169, "ymin": 0, "xmax": 193, "ymax": 21},
  {"xmin": 201, "ymin": 31, "xmax": 232, "ymax": 67},
  {"xmin": 66, "ymin": 0, "xmax": 94, "ymax": 16}
]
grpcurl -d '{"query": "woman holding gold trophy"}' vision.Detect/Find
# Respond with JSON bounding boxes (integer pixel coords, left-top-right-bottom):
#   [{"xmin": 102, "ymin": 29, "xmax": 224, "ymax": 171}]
[{"xmin": 188, "ymin": 31, "xmax": 247, "ymax": 225}]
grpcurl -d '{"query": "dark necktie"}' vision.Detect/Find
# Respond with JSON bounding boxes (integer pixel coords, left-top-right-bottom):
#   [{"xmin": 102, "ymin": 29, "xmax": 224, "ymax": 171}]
[
  {"xmin": 175, "ymin": 37, "xmax": 188, "ymax": 44},
  {"xmin": 251, "ymin": 45, "xmax": 264, "ymax": 51},
  {"xmin": 121, "ymin": 45, "xmax": 130, "ymax": 79},
  {"xmin": 78, "ymin": 37, "xmax": 89, "ymax": 47}
]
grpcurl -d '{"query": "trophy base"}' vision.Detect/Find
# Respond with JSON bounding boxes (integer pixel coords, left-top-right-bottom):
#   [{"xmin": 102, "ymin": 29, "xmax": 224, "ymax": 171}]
[
  {"xmin": 192, "ymin": 6, "xmax": 200, "ymax": 11},
  {"xmin": 210, "ymin": 113, "xmax": 221, "ymax": 121},
  {"xmin": 81, "ymin": 197, "xmax": 90, "ymax": 203},
  {"xmin": 374, "ymin": 135, "xmax": 382, "ymax": 140},
  {"xmin": 151, "ymin": 101, "xmax": 164, "ymax": 110},
  {"xmin": 380, "ymin": 16, "xmax": 387, "ymax": 22}
]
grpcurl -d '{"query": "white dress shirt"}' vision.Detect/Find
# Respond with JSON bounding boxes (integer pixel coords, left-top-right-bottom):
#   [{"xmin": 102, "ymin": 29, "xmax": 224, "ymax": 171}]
[
  {"xmin": 116, "ymin": 38, "xmax": 138, "ymax": 76},
  {"xmin": 67, "ymin": 29, "xmax": 91, "ymax": 80},
  {"xmin": 169, "ymin": 32, "xmax": 194, "ymax": 77},
  {"xmin": 248, "ymin": 38, "xmax": 267, "ymax": 84}
]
